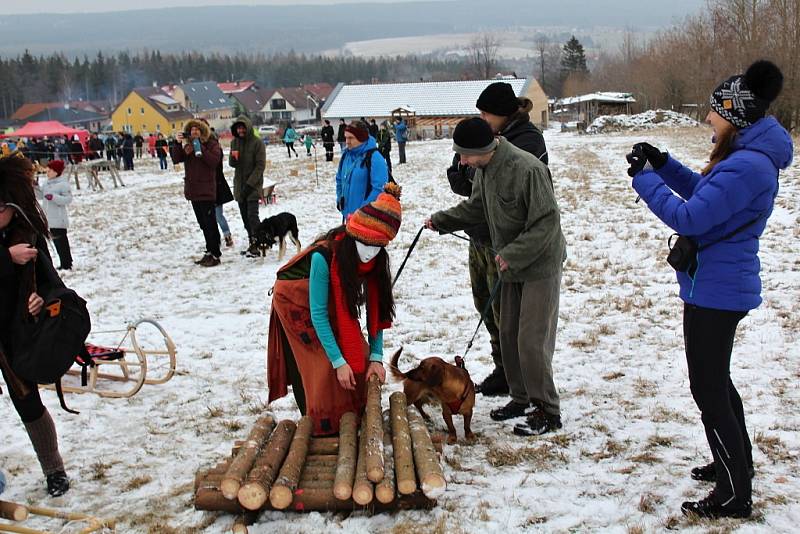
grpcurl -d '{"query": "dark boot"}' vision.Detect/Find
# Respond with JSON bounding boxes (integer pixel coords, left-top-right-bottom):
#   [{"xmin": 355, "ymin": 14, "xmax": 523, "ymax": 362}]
[
  {"xmin": 691, "ymin": 461, "xmax": 755, "ymax": 482},
  {"xmin": 476, "ymin": 367, "xmax": 509, "ymax": 396},
  {"xmin": 46, "ymin": 471, "xmax": 70, "ymax": 497},
  {"xmin": 513, "ymin": 409, "xmax": 562, "ymax": 436},
  {"xmin": 489, "ymin": 400, "xmax": 529, "ymax": 421},
  {"xmin": 681, "ymin": 490, "xmax": 751, "ymax": 519}
]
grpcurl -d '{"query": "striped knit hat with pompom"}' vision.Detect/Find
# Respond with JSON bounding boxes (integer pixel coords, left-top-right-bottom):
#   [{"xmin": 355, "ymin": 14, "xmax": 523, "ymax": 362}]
[{"xmin": 346, "ymin": 182, "xmax": 402, "ymax": 246}]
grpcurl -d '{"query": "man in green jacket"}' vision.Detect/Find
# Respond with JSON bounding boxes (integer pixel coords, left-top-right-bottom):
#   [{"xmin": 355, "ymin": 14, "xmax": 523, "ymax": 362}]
[
  {"xmin": 229, "ymin": 115, "xmax": 266, "ymax": 257},
  {"xmin": 425, "ymin": 118, "xmax": 566, "ymax": 436}
]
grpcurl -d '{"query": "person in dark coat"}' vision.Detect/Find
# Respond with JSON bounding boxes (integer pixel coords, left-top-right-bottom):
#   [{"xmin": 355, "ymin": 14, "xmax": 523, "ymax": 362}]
[
  {"xmin": 69, "ymin": 136, "xmax": 84, "ymax": 165},
  {"xmin": 321, "ymin": 120, "xmax": 336, "ymax": 162},
  {"xmin": 133, "ymin": 133, "xmax": 144, "ymax": 159},
  {"xmin": 368, "ymin": 119, "xmax": 379, "ymax": 140},
  {"xmin": 627, "ymin": 60, "xmax": 792, "ymax": 520},
  {"xmin": 445, "ymin": 82, "xmax": 550, "ymax": 397},
  {"xmin": 0, "ymin": 154, "xmax": 71, "ymax": 497},
  {"xmin": 87, "ymin": 134, "xmax": 104, "ymax": 160},
  {"xmin": 336, "ymin": 118, "xmax": 346, "ymax": 154},
  {"xmin": 170, "ymin": 119, "xmax": 223, "ymax": 266},
  {"xmin": 229, "ymin": 115, "xmax": 266, "ymax": 257},
  {"xmin": 155, "ymin": 133, "xmax": 169, "ymax": 170},
  {"xmin": 121, "ymin": 134, "xmax": 135, "ymax": 170}
]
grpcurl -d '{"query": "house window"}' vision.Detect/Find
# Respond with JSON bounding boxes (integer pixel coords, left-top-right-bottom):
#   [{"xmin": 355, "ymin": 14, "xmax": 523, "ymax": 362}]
[
  {"xmin": 156, "ymin": 124, "xmax": 161, "ymax": 132},
  {"xmin": 127, "ymin": 107, "xmax": 132, "ymax": 115},
  {"xmin": 142, "ymin": 124, "xmax": 146, "ymax": 130},
  {"xmin": 141, "ymin": 107, "xmax": 145, "ymax": 115},
  {"xmin": 271, "ymin": 98, "xmax": 286, "ymax": 110},
  {"xmin": 172, "ymin": 123, "xmax": 176, "ymax": 129},
  {"xmin": 281, "ymin": 111, "xmax": 292, "ymax": 119}
]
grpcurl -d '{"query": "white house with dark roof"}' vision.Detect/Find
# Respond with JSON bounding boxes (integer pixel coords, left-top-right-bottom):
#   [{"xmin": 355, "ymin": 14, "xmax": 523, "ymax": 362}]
[
  {"xmin": 173, "ymin": 81, "xmax": 235, "ymax": 131},
  {"xmin": 321, "ymin": 78, "xmax": 548, "ymax": 139}
]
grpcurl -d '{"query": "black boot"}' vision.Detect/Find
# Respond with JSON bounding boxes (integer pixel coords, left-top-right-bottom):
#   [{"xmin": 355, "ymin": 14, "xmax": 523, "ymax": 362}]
[
  {"xmin": 691, "ymin": 461, "xmax": 755, "ymax": 482},
  {"xmin": 681, "ymin": 490, "xmax": 751, "ymax": 519},
  {"xmin": 46, "ymin": 471, "xmax": 70, "ymax": 497},
  {"xmin": 513, "ymin": 409, "xmax": 562, "ymax": 436},
  {"xmin": 476, "ymin": 367, "xmax": 509, "ymax": 396},
  {"xmin": 489, "ymin": 400, "xmax": 529, "ymax": 421}
]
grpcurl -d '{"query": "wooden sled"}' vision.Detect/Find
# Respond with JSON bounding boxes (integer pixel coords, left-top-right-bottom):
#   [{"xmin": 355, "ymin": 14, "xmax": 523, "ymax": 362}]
[
  {"xmin": 42, "ymin": 318, "xmax": 177, "ymax": 399},
  {"xmin": 0, "ymin": 500, "xmax": 115, "ymax": 533}
]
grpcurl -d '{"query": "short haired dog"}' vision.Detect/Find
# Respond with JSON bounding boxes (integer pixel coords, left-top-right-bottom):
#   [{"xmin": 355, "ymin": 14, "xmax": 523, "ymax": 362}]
[
  {"xmin": 390, "ymin": 347, "xmax": 475, "ymax": 444},
  {"xmin": 252, "ymin": 212, "xmax": 301, "ymax": 260}
]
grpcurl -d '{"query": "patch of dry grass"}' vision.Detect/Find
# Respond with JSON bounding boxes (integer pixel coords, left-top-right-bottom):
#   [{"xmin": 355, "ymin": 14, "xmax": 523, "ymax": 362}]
[
  {"xmin": 485, "ymin": 443, "xmax": 567, "ymax": 469},
  {"xmin": 755, "ymin": 432, "xmax": 793, "ymax": 463},
  {"xmin": 123, "ymin": 475, "xmax": 153, "ymax": 491},
  {"xmin": 637, "ymin": 492, "xmax": 664, "ymax": 513}
]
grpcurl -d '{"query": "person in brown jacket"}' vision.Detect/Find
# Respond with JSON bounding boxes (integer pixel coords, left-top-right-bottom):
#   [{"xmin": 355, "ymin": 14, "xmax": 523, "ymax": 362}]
[{"xmin": 170, "ymin": 119, "xmax": 223, "ymax": 267}]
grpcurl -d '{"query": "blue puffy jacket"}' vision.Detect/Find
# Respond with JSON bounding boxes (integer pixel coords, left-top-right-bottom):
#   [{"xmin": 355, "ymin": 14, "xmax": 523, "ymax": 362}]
[
  {"xmin": 335, "ymin": 136, "xmax": 387, "ymax": 219},
  {"xmin": 394, "ymin": 122, "xmax": 408, "ymax": 143},
  {"xmin": 633, "ymin": 116, "xmax": 793, "ymax": 311}
]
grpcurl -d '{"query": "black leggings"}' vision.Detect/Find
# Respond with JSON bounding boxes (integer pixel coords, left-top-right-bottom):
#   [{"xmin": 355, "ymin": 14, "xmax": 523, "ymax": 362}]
[
  {"xmin": 684, "ymin": 303, "xmax": 751, "ymax": 503},
  {"xmin": 1, "ymin": 367, "xmax": 46, "ymax": 423},
  {"xmin": 285, "ymin": 142, "xmax": 298, "ymax": 157},
  {"xmin": 191, "ymin": 200, "xmax": 221, "ymax": 258}
]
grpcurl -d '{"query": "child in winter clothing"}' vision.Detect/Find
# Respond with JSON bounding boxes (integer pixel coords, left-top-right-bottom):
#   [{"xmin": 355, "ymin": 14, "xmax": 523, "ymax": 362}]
[
  {"xmin": 303, "ymin": 134, "xmax": 314, "ymax": 156},
  {"xmin": 42, "ymin": 160, "xmax": 73, "ymax": 270}
]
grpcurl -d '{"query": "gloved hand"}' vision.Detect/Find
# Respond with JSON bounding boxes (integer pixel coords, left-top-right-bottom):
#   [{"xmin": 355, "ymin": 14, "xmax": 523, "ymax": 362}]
[
  {"xmin": 633, "ymin": 142, "xmax": 668, "ymax": 169},
  {"xmin": 625, "ymin": 146, "xmax": 647, "ymax": 177},
  {"xmin": 44, "ymin": 194, "xmax": 53, "ymax": 200},
  {"xmin": 336, "ymin": 197, "xmax": 344, "ymax": 211}
]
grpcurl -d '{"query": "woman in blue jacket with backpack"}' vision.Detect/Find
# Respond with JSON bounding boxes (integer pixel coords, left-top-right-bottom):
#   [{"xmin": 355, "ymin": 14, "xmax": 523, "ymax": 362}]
[
  {"xmin": 627, "ymin": 60, "xmax": 792, "ymax": 520},
  {"xmin": 335, "ymin": 121, "xmax": 388, "ymax": 220}
]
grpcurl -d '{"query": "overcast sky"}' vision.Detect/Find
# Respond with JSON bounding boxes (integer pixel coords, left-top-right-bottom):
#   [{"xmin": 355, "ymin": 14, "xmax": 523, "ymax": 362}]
[{"xmin": 13, "ymin": 0, "xmax": 442, "ymax": 14}]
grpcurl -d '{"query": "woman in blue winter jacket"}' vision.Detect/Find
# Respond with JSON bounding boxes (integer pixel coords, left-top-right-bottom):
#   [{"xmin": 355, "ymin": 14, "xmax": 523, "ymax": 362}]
[
  {"xmin": 627, "ymin": 60, "xmax": 792, "ymax": 520},
  {"xmin": 335, "ymin": 121, "xmax": 388, "ymax": 220}
]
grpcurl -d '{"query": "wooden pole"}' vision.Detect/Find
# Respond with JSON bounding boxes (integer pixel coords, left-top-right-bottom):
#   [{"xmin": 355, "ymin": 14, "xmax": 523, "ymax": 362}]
[
  {"xmin": 236, "ymin": 419, "xmax": 296, "ymax": 511},
  {"xmin": 333, "ymin": 411, "xmax": 357, "ymax": 500},
  {"xmin": 389, "ymin": 391, "xmax": 417, "ymax": 495},
  {"xmin": 375, "ymin": 410, "xmax": 396, "ymax": 504},
  {"xmin": 221, "ymin": 415, "xmax": 276, "ymax": 499},
  {"xmin": 231, "ymin": 516, "xmax": 248, "ymax": 534},
  {"xmin": 407, "ymin": 407, "xmax": 446, "ymax": 499},
  {"xmin": 308, "ymin": 437, "xmax": 339, "ymax": 455},
  {"xmin": 352, "ymin": 417, "xmax": 374, "ymax": 505},
  {"xmin": 365, "ymin": 375, "xmax": 385, "ymax": 483},
  {"xmin": 196, "ymin": 487, "xmax": 243, "ymax": 513},
  {"xmin": 0, "ymin": 501, "xmax": 28, "ymax": 521},
  {"xmin": 269, "ymin": 416, "xmax": 313, "ymax": 510}
]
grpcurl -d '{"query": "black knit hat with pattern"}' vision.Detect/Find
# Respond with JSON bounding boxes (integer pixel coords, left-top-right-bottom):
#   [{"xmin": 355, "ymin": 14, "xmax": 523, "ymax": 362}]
[
  {"xmin": 709, "ymin": 60, "xmax": 784, "ymax": 129},
  {"xmin": 476, "ymin": 82, "xmax": 519, "ymax": 117}
]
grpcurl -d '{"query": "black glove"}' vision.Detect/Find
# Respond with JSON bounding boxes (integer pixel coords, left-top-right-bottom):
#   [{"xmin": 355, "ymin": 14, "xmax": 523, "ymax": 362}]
[
  {"xmin": 625, "ymin": 146, "xmax": 647, "ymax": 177},
  {"xmin": 336, "ymin": 197, "xmax": 344, "ymax": 211},
  {"xmin": 633, "ymin": 142, "xmax": 667, "ymax": 170}
]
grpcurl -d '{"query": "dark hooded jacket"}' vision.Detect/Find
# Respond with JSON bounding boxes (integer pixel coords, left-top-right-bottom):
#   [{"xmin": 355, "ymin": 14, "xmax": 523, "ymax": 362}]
[
  {"xmin": 170, "ymin": 119, "xmax": 222, "ymax": 202},
  {"xmin": 229, "ymin": 115, "xmax": 266, "ymax": 202}
]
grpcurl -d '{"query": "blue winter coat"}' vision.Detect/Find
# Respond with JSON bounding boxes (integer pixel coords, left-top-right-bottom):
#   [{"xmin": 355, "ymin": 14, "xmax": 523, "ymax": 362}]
[
  {"xmin": 335, "ymin": 136, "xmax": 388, "ymax": 219},
  {"xmin": 283, "ymin": 128, "xmax": 298, "ymax": 143},
  {"xmin": 633, "ymin": 116, "xmax": 793, "ymax": 311},
  {"xmin": 394, "ymin": 122, "xmax": 408, "ymax": 143}
]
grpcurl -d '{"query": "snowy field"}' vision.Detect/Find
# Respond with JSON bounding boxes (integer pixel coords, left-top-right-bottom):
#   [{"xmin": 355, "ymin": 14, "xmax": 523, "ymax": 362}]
[{"xmin": 2, "ymin": 126, "xmax": 799, "ymax": 533}]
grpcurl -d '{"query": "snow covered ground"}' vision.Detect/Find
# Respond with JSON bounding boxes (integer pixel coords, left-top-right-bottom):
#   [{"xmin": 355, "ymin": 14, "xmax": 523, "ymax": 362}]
[{"xmin": 2, "ymin": 127, "xmax": 798, "ymax": 533}]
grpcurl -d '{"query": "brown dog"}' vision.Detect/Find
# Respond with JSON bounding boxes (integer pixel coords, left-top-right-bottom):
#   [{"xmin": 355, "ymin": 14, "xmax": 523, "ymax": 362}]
[{"xmin": 390, "ymin": 347, "xmax": 475, "ymax": 444}]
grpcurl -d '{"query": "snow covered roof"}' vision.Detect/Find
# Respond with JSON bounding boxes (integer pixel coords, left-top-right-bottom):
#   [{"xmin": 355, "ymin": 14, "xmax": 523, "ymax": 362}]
[
  {"xmin": 558, "ymin": 92, "xmax": 636, "ymax": 106},
  {"xmin": 322, "ymin": 78, "xmax": 532, "ymax": 118},
  {"xmin": 150, "ymin": 94, "xmax": 179, "ymax": 106}
]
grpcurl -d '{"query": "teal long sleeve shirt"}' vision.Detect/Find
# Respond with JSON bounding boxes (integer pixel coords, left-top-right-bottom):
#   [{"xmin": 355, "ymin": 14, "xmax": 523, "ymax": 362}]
[{"xmin": 309, "ymin": 251, "xmax": 384, "ymax": 369}]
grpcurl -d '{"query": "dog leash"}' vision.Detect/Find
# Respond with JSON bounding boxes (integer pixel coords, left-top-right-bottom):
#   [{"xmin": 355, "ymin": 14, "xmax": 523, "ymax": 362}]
[
  {"xmin": 462, "ymin": 276, "xmax": 502, "ymax": 360},
  {"xmin": 391, "ymin": 225, "xmax": 424, "ymax": 288}
]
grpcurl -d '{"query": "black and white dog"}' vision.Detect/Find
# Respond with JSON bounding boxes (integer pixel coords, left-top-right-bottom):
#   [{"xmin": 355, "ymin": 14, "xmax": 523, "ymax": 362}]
[{"xmin": 252, "ymin": 212, "xmax": 301, "ymax": 260}]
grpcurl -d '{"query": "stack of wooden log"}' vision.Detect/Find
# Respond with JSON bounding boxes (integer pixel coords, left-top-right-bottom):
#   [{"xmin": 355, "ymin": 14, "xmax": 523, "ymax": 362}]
[{"xmin": 194, "ymin": 377, "xmax": 445, "ymax": 519}]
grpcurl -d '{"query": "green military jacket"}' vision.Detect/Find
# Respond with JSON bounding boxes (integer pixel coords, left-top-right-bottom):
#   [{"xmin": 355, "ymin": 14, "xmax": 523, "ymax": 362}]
[{"xmin": 229, "ymin": 115, "xmax": 266, "ymax": 201}]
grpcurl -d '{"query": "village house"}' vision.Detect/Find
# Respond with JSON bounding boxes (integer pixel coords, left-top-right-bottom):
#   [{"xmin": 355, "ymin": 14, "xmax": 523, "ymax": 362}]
[
  {"xmin": 260, "ymin": 84, "xmax": 334, "ymax": 125},
  {"xmin": 111, "ymin": 87, "xmax": 194, "ymax": 136},
  {"xmin": 552, "ymin": 92, "xmax": 636, "ymax": 127},
  {"xmin": 321, "ymin": 78, "xmax": 548, "ymax": 139},
  {"xmin": 172, "ymin": 81, "xmax": 235, "ymax": 131}
]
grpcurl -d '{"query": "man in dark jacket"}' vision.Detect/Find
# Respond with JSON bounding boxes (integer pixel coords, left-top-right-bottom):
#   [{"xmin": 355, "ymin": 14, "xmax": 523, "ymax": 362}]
[
  {"xmin": 133, "ymin": 133, "xmax": 144, "ymax": 159},
  {"xmin": 121, "ymin": 134, "xmax": 135, "ymax": 170},
  {"xmin": 446, "ymin": 82, "xmax": 550, "ymax": 396},
  {"xmin": 88, "ymin": 134, "xmax": 104, "ymax": 160},
  {"xmin": 229, "ymin": 115, "xmax": 266, "ymax": 257},
  {"xmin": 320, "ymin": 119, "xmax": 335, "ymax": 162},
  {"xmin": 368, "ymin": 119, "xmax": 379, "ymax": 139},
  {"xmin": 170, "ymin": 119, "xmax": 223, "ymax": 266},
  {"xmin": 336, "ymin": 118, "xmax": 346, "ymax": 154}
]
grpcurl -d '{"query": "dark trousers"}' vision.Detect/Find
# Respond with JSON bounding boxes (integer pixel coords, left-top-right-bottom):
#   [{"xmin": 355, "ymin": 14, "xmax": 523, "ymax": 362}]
[
  {"xmin": 285, "ymin": 142, "xmax": 298, "ymax": 157},
  {"xmin": 123, "ymin": 155, "xmax": 134, "ymax": 170},
  {"xmin": 468, "ymin": 241, "xmax": 501, "ymax": 368},
  {"xmin": 684, "ymin": 303, "xmax": 751, "ymax": 504},
  {"xmin": 158, "ymin": 155, "xmax": 168, "ymax": 170},
  {"xmin": 51, "ymin": 228, "xmax": 73, "ymax": 269},
  {"xmin": 135, "ymin": 146, "xmax": 142, "ymax": 158},
  {"xmin": 238, "ymin": 198, "xmax": 261, "ymax": 240},
  {"xmin": 1, "ymin": 366, "xmax": 46, "ymax": 423},
  {"xmin": 380, "ymin": 147, "xmax": 392, "ymax": 175},
  {"xmin": 192, "ymin": 200, "xmax": 221, "ymax": 257},
  {"xmin": 398, "ymin": 142, "xmax": 406, "ymax": 164},
  {"xmin": 323, "ymin": 142, "xmax": 335, "ymax": 161}
]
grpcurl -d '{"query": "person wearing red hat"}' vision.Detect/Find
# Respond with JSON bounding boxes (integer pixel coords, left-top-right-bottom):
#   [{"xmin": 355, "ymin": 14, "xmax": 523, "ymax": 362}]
[
  {"xmin": 42, "ymin": 160, "xmax": 73, "ymax": 270},
  {"xmin": 334, "ymin": 120, "xmax": 388, "ymax": 219},
  {"xmin": 267, "ymin": 183, "xmax": 402, "ymax": 435}
]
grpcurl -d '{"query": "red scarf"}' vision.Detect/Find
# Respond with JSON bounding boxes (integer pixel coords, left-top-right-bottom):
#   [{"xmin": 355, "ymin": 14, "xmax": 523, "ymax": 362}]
[{"xmin": 328, "ymin": 242, "xmax": 391, "ymax": 373}]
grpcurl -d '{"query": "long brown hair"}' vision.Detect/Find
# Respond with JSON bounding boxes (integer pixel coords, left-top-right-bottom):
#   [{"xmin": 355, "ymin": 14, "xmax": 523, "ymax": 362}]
[
  {"xmin": 0, "ymin": 154, "xmax": 50, "ymax": 240},
  {"xmin": 701, "ymin": 123, "xmax": 738, "ymax": 176},
  {"xmin": 320, "ymin": 226, "xmax": 395, "ymax": 323},
  {"xmin": 500, "ymin": 97, "xmax": 535, "ymax": 132}
]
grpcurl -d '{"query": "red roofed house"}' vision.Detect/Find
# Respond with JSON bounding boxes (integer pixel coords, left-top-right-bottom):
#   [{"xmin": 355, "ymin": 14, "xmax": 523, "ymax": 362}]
[{"xmin": 218, "ymin": 81, "xmax": 257, "ymax": 95}]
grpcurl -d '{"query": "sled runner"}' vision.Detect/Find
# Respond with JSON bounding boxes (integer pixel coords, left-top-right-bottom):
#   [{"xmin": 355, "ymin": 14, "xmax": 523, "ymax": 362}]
[{"xmin": 41, "ymin": 318, "xmax": 176, "ymax": 399}]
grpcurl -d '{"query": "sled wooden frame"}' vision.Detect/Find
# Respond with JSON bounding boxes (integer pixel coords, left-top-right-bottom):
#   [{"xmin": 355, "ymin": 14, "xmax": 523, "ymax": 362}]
[
  {"xmin": 42, "ymin": 318, "xmax": 177, "ymax": 399},
  {"xmin": 0, "ymin": 501, "xmax": 115, "ymax": 533}
]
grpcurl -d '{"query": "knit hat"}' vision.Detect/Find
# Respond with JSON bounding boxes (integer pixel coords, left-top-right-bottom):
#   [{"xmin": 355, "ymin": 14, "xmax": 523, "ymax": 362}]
[
  {"xmin": 346, "ymin": 183, "xmax": 402, "ymax": 246},
  {"xmin": 47, "ymin": 160, "xmax": 65, "ymax": 177},
  {"xmin": 452, "ymin": 118, "xmax": 497, "ymax": 155},
  {"xmin": 345, "ymin": 122, "xmax": 369, "ymax": 142},
  {"xmin": 710, "ymin": 60, "xmax": 784, "ymax": 129},
  {"xmin": 476, "ymin": 82, "xmax": 519, "ymax": 117}
]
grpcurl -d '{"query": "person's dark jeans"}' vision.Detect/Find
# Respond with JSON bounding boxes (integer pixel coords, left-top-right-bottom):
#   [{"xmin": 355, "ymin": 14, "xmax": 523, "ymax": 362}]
[
  {"xmin": 684, "ymin": 303, "xmax": 751, "ymax": 504},
  {"xmin": 398, "ymin": 142, "xmax": 406, "ymax": 164},
  {"xmin": 192, "ymin": 200, "xmax": 221, "ymax": 257},
  {"xmin": 238, "ymin": 198, "xmax": 261, "ymax": 239},
  {"xmin": 50, "ymin": 228, "xmax": 73, "ymax": 269},
  {"xmin": 324, "ymin": 142, "xmax": 334, "ymax": 161},
  {"xmin": 158, "ymin": 155, "xmax": 168, "ymax": 170}
]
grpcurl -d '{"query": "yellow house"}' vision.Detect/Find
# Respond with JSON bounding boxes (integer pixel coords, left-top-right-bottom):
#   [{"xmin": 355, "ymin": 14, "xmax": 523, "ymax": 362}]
[{"xmin": 111, "ymin": 87, "xmax": 194, "ymax": 136}]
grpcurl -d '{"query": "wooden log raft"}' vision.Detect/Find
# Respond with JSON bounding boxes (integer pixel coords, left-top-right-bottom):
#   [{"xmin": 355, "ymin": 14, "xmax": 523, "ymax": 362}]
[
  {"xmin": 0, "ymin": 500, "xmax": 29, "ymax": 521},
  {"xmin": 221, "ymin": 415, "xmax": 276, "ymax": 499},
  {"xmin": 407, "ymin": 407, "xmax": 446, "ymax": 499},
  {"xmin": 333, "ymin": 412, "xmax": 358, "ymax": 500},
  {"xmin": 269, "ymin": 416, "xmax": 313, "ymax": 509},
  {"xmin": 352, "ymin": 417, "xmax": 374, "ymax": 505},
  {"xmin": 236, "ymin": 420, "xmax": 297, "ymax": 511},
  {"xmin": 365, "ymin": 376, "xmax": 385, "ymax": 483},
  {"xmin": 389, "ymin": 391, "xmax": 417, "ymax": 495},
  {"xmin": 375, "ymin": 410, "xmax": 396, "ymax": 504},
  {"xmin": 308, "ymin": 437, "xmax": 339, "ymax": 456}
]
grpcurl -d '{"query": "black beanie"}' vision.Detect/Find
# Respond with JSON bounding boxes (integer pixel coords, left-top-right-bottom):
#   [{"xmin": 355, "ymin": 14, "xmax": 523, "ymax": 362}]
[
  {"xmin": 452, "ymin": 118, "xmax": 497, "ymax": 155},
  {"xmin": 476, "ymin": 82, "xmax": 519, "ymax": 117},
  {"xmin": 709, "ymin": 60, "xmax": 783, "ymax": 129}
]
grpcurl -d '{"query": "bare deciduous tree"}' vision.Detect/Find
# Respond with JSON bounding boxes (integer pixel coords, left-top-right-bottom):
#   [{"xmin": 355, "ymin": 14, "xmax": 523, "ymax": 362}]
[{"xmin": 467, "ymin": 33, "xmax": 502, "ymax": 79}]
